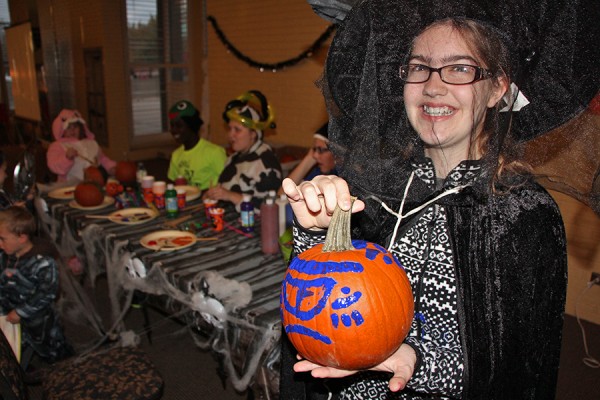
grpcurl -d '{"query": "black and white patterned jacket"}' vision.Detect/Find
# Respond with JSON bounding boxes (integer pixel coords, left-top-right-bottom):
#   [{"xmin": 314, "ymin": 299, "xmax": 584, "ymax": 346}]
[{"xmin": 218, "ymin": 140, "xmax": 282, "ymax": 210}]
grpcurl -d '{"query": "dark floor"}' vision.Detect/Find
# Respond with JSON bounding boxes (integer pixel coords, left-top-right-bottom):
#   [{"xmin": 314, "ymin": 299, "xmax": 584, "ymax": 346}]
[{"xmin": 28, "ymin": 275, "xmax": 249, "ymax": 400}]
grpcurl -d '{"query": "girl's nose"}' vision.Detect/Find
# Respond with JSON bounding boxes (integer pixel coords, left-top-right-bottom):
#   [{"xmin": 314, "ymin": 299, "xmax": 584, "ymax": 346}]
[{"xmin": 422, "ymin": 71, "xmax": 448, "ymax": 97}]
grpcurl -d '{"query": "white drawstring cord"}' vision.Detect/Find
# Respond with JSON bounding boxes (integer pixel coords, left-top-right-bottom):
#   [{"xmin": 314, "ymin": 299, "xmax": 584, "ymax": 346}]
[{"xmin": 366, "ymin": 171, "xmax": 470, "ymax": 251}]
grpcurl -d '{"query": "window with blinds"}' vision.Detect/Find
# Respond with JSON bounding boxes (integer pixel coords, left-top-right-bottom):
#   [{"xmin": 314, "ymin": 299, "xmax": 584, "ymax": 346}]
[{"xmin": 127, "ymin": 0, "xmax": 188, "ymax": 136}]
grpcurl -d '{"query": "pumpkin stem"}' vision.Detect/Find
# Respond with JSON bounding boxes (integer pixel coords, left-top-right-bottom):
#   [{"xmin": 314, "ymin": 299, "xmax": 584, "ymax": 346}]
[{"xmin": 322, "ymin": 197, "xmax": 356, "ymax": 252}]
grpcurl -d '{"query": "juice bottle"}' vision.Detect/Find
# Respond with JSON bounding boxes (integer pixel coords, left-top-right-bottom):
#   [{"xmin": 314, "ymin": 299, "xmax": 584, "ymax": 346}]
[
  {"xmin": 240, "ymin": 194, "xmax": 254, "ymax": 233},
  {"xmin": 260, "ymin": 191, "xmax": 279, "ymax": 254},
  {"xmin": 165, "ymin": 183, "xmax": 178, "ymax": 218}
]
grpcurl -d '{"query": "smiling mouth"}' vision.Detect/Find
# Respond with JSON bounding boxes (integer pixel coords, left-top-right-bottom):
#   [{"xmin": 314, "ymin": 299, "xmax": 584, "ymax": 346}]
[{"xmin": 423, "ymin": 105, "xmax": 454, "ymax": 116}]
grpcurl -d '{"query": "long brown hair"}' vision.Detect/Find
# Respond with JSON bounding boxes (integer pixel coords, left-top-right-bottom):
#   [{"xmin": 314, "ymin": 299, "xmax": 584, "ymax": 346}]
[{"xmin": 426, "ymin": 18, "xmax": 532, "ymax": 187}]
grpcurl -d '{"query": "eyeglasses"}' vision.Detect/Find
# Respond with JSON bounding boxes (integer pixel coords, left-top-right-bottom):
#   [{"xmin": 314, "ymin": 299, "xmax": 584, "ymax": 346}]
[
  {"xmin": 312, "ymin": 146, "xmax": 330, "ymax": 154},
  {"xmin": 399, "ymin": 64, "xmax": 493, "ymax": 85}
]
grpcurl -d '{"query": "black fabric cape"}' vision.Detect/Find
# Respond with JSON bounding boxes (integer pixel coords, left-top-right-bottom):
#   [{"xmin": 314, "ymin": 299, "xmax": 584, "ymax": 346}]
[{"xmin": 280, "ymin": 176, "xmax": 567, "ymax": 399}]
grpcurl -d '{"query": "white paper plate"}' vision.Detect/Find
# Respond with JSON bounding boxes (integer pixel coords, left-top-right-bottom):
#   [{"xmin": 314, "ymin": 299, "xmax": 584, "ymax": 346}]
[
  {"xmin": 48, "ymin": 186, "xmax": 76, "ymax": 200},
  {"xmin": 69, "ymin": 196, "xmax": 114, "ymax": 210},
  {"xmin": 140, "ymin": 230, "xmax": 197, "ymax": 251},
  {"xmin": 175, "ymin": 185, "xmax": 201, "ymax": 202},
  {"xmin": 108, "ymin": 207, "xmax": 158, "ymax": 225}
]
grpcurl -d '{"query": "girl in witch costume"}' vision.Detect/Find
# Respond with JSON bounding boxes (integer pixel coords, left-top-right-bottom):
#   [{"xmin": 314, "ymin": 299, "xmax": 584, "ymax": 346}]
[{"xmin": 280, "ymin": 0, "xmax": 599, "ymax": 398}]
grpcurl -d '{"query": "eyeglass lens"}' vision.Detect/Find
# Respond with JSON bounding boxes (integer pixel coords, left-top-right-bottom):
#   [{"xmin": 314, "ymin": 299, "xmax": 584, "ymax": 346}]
[
  {"xmin": 313, "ymin": 147, "xmax": 329, "ymax": 154},
  {"xmin": 400, "ymin": 64, "xmax": 484, "ymax": 84}
]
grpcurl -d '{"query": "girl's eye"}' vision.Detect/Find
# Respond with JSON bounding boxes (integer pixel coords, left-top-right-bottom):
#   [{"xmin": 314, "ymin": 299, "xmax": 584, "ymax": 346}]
[
  {"xmin": 450, "ymin": 65, "xmax": 474, "ymax": 74},
  {"xmin": 410, "ymin": 64, "xmax": 427, "ymax": 72}
]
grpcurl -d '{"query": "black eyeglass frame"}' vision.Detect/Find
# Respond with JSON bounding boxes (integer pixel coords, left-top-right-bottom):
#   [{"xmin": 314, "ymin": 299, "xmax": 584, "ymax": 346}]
[
  {"xmin": 312, "ymin": 146, "xmax": 330, "ymax": 154},
  {"xmin": 399, "ymin": 63, "xmax": 494, "ymax": 85}
]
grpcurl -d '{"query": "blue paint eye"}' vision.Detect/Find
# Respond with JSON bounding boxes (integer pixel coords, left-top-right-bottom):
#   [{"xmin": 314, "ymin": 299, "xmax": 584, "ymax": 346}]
[
  {"xmin": 331, "ymin": 291, "xmax": 362, "ymax": 309},
  {"xmin": 341, "ymin": 286, "xmax": 350, "ymax": 294}
]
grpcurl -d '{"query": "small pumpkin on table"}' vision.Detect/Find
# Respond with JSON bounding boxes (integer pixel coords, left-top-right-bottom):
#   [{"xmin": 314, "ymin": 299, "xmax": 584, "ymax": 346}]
[
  {"xmin": 114, "ymin": 160, "xmax": 137, "ymax": 188},
  {"xmin": 74, "ymin": 181, "xmax": 104, "ymax": 207}
]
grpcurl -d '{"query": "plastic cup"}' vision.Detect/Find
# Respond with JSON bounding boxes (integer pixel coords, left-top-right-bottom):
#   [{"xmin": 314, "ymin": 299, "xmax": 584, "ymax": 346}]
[
  {"xmin": 176, "ymin": 188, "xmax": 186, "ymax": 209},
  {"xmin": 208, "ymin": 207, "xmax": 225, "ymax": 232},
  {"xmin": 152, "ymin": 181, "xmax": 166, "ymax": 195},
  {"xmin": 141, "ymin": 175, "xmax": 155, "ymax": 189},
  {"xmin": 203, "ymin": 198, "xmax": 218, "ymax": 218},
  {"xmin": 203, "ymin": 198, "xmax": 218, "ymax": 208},
  {"xmin": 141, "ymin": 176, "xmax": 155, "ymax": 199},
  {"xmin": 152, "ymin": 181, "xmax": 166, "ymax": 209}
]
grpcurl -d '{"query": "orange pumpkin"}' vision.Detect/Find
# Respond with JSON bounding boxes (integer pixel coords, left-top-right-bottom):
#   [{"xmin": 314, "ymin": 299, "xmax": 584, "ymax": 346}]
[
  {"xmin": 280, "ymin": 201, "xmax": 414, "ymax": 370},
  {"xmin": 74, "ymin": 182, "xmax": 104, "ymax": 207},
  {"xmin": 84, "ymin": 166, "xmax": 106, "ymax": 186},
  {"xmin": 115, "ymin": 161, "xmax": 137, "ymax": 185}
]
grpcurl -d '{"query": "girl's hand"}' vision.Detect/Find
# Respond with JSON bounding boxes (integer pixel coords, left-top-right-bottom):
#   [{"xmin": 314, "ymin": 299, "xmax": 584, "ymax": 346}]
[
  {"xmin": 66, "ymin": 147, "xmax": 78, "ymax": 160},
  {"xmin": 203, "ymin": 185, "xmax": 243, "ymax": 205},
  {"xmin": 293, "ymin": 344, "xmax": 417, "ymax": 392},
  {"xmin": 281, "ymin": 175, "xmax": 364, "ymax": 230},
  {"xmin": 204, "ymin": 185, "xmax": 225, "ymax": 201}
]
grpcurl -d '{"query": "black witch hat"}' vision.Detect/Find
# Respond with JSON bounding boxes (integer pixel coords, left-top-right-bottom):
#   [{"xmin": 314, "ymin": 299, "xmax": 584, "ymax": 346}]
[{"xmin": 309, "ymin": 0, "xmax": 600, "ymax": 209}]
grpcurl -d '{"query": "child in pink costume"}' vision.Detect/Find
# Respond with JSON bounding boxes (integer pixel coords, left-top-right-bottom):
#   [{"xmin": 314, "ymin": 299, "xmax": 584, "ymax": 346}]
[{"xmin": 47, "ymin": 109, "xmax": 116, "ymax": 182}]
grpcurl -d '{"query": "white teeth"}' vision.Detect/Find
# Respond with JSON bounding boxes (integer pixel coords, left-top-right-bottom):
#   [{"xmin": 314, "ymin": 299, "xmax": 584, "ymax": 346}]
[{"xmin": 423, "ymin": 105, "xmax": 453, "ymax": 116}]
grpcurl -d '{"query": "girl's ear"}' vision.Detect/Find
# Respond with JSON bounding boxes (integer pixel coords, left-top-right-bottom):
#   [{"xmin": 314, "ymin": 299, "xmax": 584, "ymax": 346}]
[{"xmin": 487, "ymin": 76, "xmax": 509, "ymax": 108}]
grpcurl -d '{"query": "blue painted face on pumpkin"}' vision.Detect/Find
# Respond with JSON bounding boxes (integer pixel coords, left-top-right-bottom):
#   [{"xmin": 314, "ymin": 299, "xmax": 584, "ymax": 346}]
[{"xmin": 281, "ymin": 240, "xmax": 401, "ymax": 345}]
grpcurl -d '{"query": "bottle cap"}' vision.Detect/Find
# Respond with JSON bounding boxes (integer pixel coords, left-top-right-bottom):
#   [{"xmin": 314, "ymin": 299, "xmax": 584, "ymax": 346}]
[
  {"xmin": 268, "ymin": 190, "xmax": 276, "ymax": 197},
  {"xmin": 167, "ymin": 183, "xmax": 174, "ymax": 190},
  {"xmin": 242, "ymin": 194, "xmax": 252, "ymax": 202}
]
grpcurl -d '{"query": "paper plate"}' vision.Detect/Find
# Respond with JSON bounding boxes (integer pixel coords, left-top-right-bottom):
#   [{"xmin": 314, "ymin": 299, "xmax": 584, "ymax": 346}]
[
  {"xmin": 175, "ymin": 185, "xmax": 201, "ymax": 202},
  {"xmin": 48, "ymin": 186, "xmax": 76, "ymax": 200},
  {"xmin": 140, "ymin": 230, "xmax": 197, "ymax": 251},
  {"xmin": 108, "ymin": 207, "xmax": 158, "ymax": 225},
  {"xmin": 69, "ymin": 196, "xmax": 114, "ymax": 210}
]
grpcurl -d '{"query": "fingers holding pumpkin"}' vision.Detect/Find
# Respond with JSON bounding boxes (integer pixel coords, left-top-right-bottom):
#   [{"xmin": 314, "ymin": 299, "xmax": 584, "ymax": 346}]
[
  {"xmin": 375, "ymin": 343, "xmax": 417, "ymax": 392},
  {"xmin": 293, "ymin": 359, "xmax": 358, "ymax": 379},
  {"xmin": 281, "ymin": 177, "xmax": 303, "ymax": 202},
  {"xmin": 300, "ymin": 175, "xmax": 357, "ymax": 213}
]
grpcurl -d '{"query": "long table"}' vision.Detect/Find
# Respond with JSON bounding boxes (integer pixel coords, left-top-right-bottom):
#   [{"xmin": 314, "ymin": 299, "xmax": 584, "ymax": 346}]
[{"xmin": 36, "ymin": 192, "xmax": 285, "ymax": 398}]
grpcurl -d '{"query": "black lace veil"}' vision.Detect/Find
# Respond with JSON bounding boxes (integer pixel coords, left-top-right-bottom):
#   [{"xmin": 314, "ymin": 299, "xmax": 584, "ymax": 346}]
[{"xmin": 309, "ymin": 0, "xmax": 600, "ymax": 215}]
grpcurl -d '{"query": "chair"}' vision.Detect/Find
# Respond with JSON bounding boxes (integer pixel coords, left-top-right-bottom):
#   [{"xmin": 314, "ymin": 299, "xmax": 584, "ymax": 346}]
[{"xmin": 0, "ymin": 329, "xmax": 163, "ymax": 400}]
